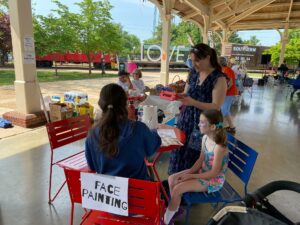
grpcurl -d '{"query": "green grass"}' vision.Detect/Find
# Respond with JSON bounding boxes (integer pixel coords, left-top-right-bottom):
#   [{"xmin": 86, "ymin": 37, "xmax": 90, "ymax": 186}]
[
  {"xmin": 247, "ymin": 72, "xmax": 264, "ymax": 79},
  {"xmin": 0, "ymin": 70, "xmax": 264, "ymax": 86},
  {"xmin": 0, "ymin": 70, "xmax": 117, "ymax": 86}
]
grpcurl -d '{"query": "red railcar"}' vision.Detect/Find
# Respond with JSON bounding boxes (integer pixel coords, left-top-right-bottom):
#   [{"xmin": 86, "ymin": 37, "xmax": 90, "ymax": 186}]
[{"xmin": 36, "ymin": 51, "xmax": 114, "ymax": 69}]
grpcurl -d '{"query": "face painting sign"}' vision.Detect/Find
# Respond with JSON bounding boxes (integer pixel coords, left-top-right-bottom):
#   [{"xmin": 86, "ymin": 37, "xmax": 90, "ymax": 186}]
[{"xmin": 81, "ymin": 173, "xmax": 129, "ymax": 216}]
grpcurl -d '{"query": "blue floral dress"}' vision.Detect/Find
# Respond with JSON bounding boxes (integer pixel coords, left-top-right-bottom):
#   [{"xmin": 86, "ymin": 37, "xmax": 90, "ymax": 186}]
[{"xmin": 168, "ymin": 69, "xmax": 226, "ymax": 174}]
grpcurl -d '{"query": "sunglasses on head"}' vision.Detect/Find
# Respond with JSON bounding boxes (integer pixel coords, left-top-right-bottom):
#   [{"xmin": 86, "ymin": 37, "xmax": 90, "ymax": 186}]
[
  {"xmin": 190, "ymin": 47, "xmax": 199, "ymax": 53},
  {"xmin": 190, "ymin": 47, "xmax": 208, "ymax": 60}
]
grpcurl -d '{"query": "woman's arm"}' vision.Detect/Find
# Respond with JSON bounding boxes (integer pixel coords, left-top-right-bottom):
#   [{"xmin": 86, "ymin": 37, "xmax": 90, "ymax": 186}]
[
  {"xmin": 126, "ymin": 76, "xmax": 134, "ymax": 89},
  {"xmin": 183, "ymin": 83, "xmax": 190, "ymax": 94},
  {"xmin": 85, "ymin": 137, "xmax": 96, "ymax": 171},
  {"xmin": 180, "ymin": 76, "xmax": 227, "ymax": 110}
]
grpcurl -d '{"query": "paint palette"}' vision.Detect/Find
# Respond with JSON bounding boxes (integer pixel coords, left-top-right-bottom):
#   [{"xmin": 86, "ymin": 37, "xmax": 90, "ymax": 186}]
[{"xmin": 159, "ymin": 91, "xmax": 182, "ymax": 101}]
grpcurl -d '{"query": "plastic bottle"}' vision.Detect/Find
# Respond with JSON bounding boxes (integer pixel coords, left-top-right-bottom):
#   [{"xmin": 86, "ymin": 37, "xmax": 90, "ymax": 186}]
[{"xmin": 137, "ymin": 105, "xmax": 143, "ymax": 121}]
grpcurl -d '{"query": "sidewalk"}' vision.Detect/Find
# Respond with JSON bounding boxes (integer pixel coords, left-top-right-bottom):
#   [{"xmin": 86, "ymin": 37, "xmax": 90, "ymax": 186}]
[{"xmin": 0, "ymin": 71, "xmax": 188, "ymax": 139}]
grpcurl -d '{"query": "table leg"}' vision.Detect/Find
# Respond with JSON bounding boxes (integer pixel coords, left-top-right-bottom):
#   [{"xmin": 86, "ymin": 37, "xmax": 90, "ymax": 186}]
[
  {"xmin": 152, "ymin": 164, "xmax": 169, "ymax": 202},
  {"xmin": 145, "ymin": 152, "xmax": 170, "ymax": 202}
]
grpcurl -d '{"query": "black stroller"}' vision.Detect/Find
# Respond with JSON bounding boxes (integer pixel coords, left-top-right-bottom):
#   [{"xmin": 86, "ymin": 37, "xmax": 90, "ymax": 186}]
[{"xmin": 206, "ymin": 181, "xmax": 300, "ymax": 225}]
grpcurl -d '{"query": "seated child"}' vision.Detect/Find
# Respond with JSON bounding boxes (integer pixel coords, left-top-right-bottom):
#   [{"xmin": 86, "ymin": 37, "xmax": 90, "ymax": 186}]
[
  {"xmin": 131, "ymin": 69, "xmax": 146, "ymax": 94},
  {"xmin": 163, "ymin": 109, "xmax": 229, "ymax": 225},
  {"xmin": 117, "ymin": 70, "xmax": 133, "ymax": 92}
]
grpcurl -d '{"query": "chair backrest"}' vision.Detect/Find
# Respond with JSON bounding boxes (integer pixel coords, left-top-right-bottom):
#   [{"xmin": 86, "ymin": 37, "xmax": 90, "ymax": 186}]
[
  {"xmin": 293, "ymin": 79, "xmax": 300, "ymax": 88},
  {"xmin": 288, "ymin": 79, "xmax": 295, "ymax": 86},
  {"xmin": 46, "ymin": 114, "xmax": 91, "ymax": 150},
  {"xmin": 227, "ymin": 133, "xmax": 258, "ymax": 188},
  {"xmin": 65, "ymin": 169, "xmax": 162, "ymax": 219}
]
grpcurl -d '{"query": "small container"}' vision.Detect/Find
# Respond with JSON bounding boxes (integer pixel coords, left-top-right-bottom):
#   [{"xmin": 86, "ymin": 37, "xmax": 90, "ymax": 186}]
[
  {"xmin": 64, "ymin": 91, "xmax": 88, "ymax": 105},
  {"xmin": 51, "ymin": 95, "xmax": 61, "ymax": 102},
  {"xmin": 137, "ymin": 105, "xmax": 143, "ymax": 121}
]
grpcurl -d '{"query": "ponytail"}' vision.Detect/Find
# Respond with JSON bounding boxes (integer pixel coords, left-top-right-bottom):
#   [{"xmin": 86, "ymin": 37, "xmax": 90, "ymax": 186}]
[
  {"xmin": 99, "ymin": 107, "xmax": 120, "ymax": 157},
  {"xmin": 214, "ymin": 127, "xmax": 227, "ymax": 147},
  {"xmin": 210, "ymin": 48, "xmax": 222, "ymax": 72},
  {"xmin": 97, "ymin": 84, "xmax": 128, "ymax": 158}
]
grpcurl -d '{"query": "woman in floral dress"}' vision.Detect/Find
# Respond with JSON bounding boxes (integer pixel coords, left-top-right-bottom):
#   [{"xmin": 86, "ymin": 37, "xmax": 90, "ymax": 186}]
[{"xmin": 168, "ymin": 43, "xmax": 227, "ymax": 175}]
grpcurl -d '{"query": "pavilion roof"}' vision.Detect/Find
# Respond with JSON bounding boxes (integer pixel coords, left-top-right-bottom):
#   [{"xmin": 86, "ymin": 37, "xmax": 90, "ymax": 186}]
[{"xmin": 150, "ymin": 0, "xmax": 300, "ymax": 31}]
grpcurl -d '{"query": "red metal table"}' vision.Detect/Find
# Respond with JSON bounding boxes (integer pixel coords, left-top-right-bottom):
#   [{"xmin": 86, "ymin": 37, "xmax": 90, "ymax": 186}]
[{"xmin": 145, "ymin": 124, "xmax": 186, "ymax": 202}]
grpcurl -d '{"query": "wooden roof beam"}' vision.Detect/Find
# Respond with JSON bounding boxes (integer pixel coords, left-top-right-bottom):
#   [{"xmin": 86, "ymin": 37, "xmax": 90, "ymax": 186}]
[
  {"xmin": 215, "ymin": 20, "xmax": 227, "ymax": 29},
  {"xmin": 229, "ymin": 20, "xmax": 300, "ymax": 29},
  {"xmin": 182, "ymin": 10, "xmax": 200, "ymax": 20},
  {"xmin": 286, "ymin": 0, "xmax": 293, "ymax": 22},
  {"xmin": 162, "ymin": 0, "xmax": 175, "ymax": 15},
  {"xmin": 249, "ymin": 11, "xmax": 300, "ymax": 18},
  {"xmin": 213, "ymin": 0, "xmax": 235, "ymax": 17},
  {"xmin": 233, "ymin": 19, "xmax": 300, "ymax": 25},
  {"xmin": 227, "ymin": 0, "xmax": 276, "ymax": 25},
  {"xmin": 265, "ymin": 2, "xmax": 300, "ymax": 7},
  {"xmin": 210, "ymin": 0, "xmax": 226, "ymax": 8},
  {"xmin": 185, "ymin": 18, "xmax": 205, "ymax": 34},
  {"xmin": 182, "ymin": 0, "xmax": 209, "ymax": 15},
  {"xmin": 213, "ymin": 1, "xmax": 250, "ymax": 21}
]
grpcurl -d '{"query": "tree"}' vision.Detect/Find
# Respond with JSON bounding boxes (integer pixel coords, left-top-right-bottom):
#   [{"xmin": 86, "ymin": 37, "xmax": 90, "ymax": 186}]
[
  {"xmin": 228, "ymin": 32, "xmax": 244, "ymax": 44},
  {"xmin": 0, "ymin": 0, "xmax": 8, "ymax": 12},
  {"xmin": 119, "ymin": 29, "xmax": 140, "ymax": 59},
  {"xmin": 33, "ymin": 13, "xmax": 77, "ymax": 76},
  {"xmin": 211, "ymin": 31, "xmax": 222, "ymax": 55},
  {"xmin": 144, "ymin": 21, "xmax": 202, "ymax": 46},
  {"xmin": 0, "ymin": 13, "xmax": 11, "ymax": 66},
  {"xmin": 264, "ymin": 29, "xmax": 300, "ymax": 66},
  {"xmin": 171, "ymin": 21, "xmax": 202, "ymax": 46},
  {"xmin": 243, "ymin": 35, "xmax": 260, "ymax": 45},
  {"xmin": 70, "ymin": 0, "xmax": 122, "ymax": 74}
]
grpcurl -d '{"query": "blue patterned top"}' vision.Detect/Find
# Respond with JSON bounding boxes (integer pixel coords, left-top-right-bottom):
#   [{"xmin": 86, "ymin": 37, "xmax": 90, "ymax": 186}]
[{"xmin": 198, "ymin": 136, "xmax": 228, "ymax": 193}]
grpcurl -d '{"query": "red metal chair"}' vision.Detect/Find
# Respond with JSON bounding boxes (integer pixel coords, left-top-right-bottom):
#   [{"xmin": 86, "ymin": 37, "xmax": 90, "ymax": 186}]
[
  {"xmin": 46, "ymin": 114, "xmax": 91, "ymax": 204},
  {"xmin": 63, "ymin": 169, "xmax": 165, "ymax": 225}
]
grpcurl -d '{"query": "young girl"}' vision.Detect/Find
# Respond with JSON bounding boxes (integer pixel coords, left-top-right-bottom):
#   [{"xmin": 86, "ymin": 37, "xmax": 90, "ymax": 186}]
[
  {"xmin": 117, "ymin": 70, "xmax": 133, "ymax": 92},
  {"xmin": 131, "ymin": 69, "xmax": 146, "ymax": 94},
  {"xmin": 164, "ymin": 109, "xmax": 229, "ymax": 225}
]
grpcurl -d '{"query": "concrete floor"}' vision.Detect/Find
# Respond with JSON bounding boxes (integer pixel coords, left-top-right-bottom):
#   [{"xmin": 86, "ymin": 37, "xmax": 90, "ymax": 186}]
[{"xmin": 0, "ymin": 82, "xmax": 300, "ymax": 225}]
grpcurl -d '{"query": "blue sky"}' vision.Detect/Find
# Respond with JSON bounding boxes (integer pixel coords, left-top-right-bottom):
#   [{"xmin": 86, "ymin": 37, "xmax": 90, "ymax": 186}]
[{"xmin": 32, "ymin": 0, "xmax": 280, "ymax": 46}]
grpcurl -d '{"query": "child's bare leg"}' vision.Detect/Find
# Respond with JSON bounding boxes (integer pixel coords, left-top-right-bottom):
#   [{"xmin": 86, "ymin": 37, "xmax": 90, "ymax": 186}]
[
  {"xmin": 164, "ymin": 179, "xmax": 207, "ymax": 224},
  {"xmin": 169, "ymin": 179, "xmax": 207, "ymax": 211},
  {"xmin": 168, "ymin": 169, "xmax": 190, "ymax": 193}
]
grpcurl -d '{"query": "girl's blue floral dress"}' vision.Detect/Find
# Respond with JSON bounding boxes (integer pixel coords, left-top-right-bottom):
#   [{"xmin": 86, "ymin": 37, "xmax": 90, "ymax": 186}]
[{"xmin": 198, "ymin": 136, "xmax": 228, "ymax": 193}]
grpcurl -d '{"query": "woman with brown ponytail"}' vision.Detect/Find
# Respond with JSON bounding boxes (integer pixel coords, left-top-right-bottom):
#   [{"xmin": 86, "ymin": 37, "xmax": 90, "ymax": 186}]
[
  {"xmin": 169, "ymin": 43, "xmax": 227, "ymax": 175},
  {"xmin": 85, "ymin": 83, "xmax": 161, "ymax": 180}
]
